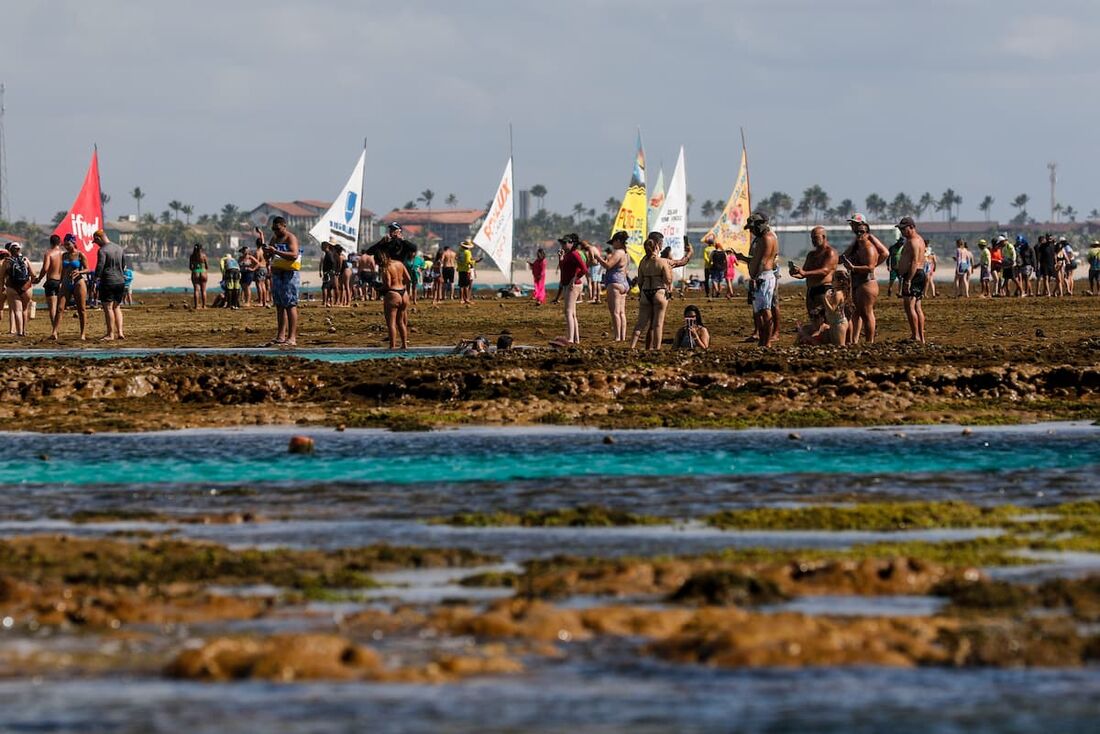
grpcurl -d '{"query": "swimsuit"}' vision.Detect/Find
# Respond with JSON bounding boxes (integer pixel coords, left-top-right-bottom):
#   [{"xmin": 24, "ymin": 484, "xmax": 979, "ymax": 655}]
[
  {"xmin": 44, "ymin": 278, "xmax": 62, "ymax": 297},
  {"xmin": 807, "ymin": 283, "xmax": 834, "ymax": 302},
  {"xmin": 602, "ymin": 262, "xmax": 629, "ymax": 291}
]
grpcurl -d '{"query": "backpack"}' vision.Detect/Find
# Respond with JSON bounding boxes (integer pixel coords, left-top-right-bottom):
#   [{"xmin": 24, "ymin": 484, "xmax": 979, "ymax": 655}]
[
  {"xmin": 710, "ymin": 249, "xmax": 728, "ymax": 273},
  {"xmin": 224, "ymin": 257, "xmax": 240, "ymax": 273},
  {"xmin": 8, "ymin": 255, "xmax": 29, "ymax": 287}
]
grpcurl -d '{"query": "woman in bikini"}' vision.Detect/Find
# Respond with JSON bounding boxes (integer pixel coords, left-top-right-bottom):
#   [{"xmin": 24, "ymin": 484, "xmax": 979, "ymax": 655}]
[
  {"xmin": 587, "ymin": 231, "xmax": 631, "ymax": 341},
  {"xmin": 953, "ymin": 239, "xmax": 972, "ymax": 298},
  {"xmin": 58, "ymin": 237, "xmax": 90, "ymax": 341},
  {"xmin": 377, "ymin": 248, "xmax": 410, "ymax": 349},
  {"xmin": 631, "ymin": 233, "xmax": 693, "ymax": 350},
  {"xmin": 841, "ymin": 219, "xmax": 889, "ymax": 344},
  {"xmin": 189, "ymin": 243, "xmax": 209, "ymax": 309}
]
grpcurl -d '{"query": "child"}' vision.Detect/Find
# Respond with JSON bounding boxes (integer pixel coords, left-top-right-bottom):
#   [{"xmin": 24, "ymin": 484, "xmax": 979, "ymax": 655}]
[
  {"xmin": 796, "ymin": 306, "xmax": 829, "ymax": 346},
  {"xmin": 823, "ymin": 276, "xmax": 849, "ymax": 346}
]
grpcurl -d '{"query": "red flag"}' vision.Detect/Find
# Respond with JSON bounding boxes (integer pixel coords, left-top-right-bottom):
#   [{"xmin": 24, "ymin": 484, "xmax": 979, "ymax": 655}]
[{"xmin": 53, "ymin": 149, "xmax": 103, "ymax": 272}]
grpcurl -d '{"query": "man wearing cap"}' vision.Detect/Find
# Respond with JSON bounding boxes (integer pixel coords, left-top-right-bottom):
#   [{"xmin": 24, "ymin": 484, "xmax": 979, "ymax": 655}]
[
  {"xmin": 896, "ymin": 217, "xmax": 927, "ymax": 343},
  {"xmin": 35, "ymin": 235, "xmax": 65, "ymax": 338},
  {"xmin": 258, "ymin": 216, "xmax": 301, "ymax": 346},
  {"xmin": 789, "ymin": 226, "xmax": 838, "ymax": 316},
  {"xmin": 841, "ymin": 213, "xmax": 889, "ymax": 344},
  {"xmin": 93, "ymin": 230, "xmax": 127, "ymax": 341},
  {"xmin": 745, "ymin": 212, "xmax": 778, "ymax": 347}
]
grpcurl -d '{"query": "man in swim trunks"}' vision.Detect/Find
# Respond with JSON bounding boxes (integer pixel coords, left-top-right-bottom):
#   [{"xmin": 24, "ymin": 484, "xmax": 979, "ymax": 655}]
[
  {"xmin": 745, "ymin": 211, "xmax": 778, "ymax": 347},
  {"xmin": 35, "ymin": 234, "xmax": 65, "ymax": 338},
  {"xmin": 259, "ymin": 216, "xmax": 301, "ymax": 346},
  {"xmin": 789, "ymin": 225, "xmax": 838, "ymax": 316},
  {"xmin": 439, "ymin": 246, "xmax": 458, "ymax": 300},
  {"xmin": 896, "ymin": 216, "xmax": 927, "ymax": 343}
]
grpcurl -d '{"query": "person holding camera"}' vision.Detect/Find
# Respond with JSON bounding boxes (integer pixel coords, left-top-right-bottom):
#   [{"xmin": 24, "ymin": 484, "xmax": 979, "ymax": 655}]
[
  {"xmin": 674, "ymin": 304, "xmax": 710, "ymax": 349},
  {"xmin": 257, "ymin": 217, "xmax": 300, "ymax": 347},
  {"xmin": 789, "ymin": 226, "xmax": 838, "ymax": 317},
  {"xmin": 896, "ymin": 216, "xmax": 928, "ymax": 343}
]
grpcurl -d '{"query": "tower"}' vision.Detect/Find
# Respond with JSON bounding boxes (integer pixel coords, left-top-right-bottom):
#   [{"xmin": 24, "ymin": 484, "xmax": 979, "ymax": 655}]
[
  {"xmin": 1048, "ymin": 161, "xmax": 1057, "ymax": 223},
  {"xmin": 0, "ymin": 83, "xmax": 8, "ymax": 222}
]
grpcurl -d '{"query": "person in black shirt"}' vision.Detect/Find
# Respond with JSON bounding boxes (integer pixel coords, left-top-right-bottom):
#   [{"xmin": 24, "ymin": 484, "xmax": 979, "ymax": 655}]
[
  {"xmin": 1016, "ymin": 235, "xmax": 1036, "ymax": 296},
  {"xmin": 1036, "ymin": 235, "xmax": 1056, "ymax": 297}
]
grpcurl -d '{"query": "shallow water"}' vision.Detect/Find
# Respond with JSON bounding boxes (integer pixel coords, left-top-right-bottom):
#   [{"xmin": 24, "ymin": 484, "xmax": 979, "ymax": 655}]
[
  {"xmin": 2, "ymin": 667, "xmax": 1099, "ymax": 734},
  {"xmin": 3, "ymin": 423, "xmax": 1100, "ymax": 731}
]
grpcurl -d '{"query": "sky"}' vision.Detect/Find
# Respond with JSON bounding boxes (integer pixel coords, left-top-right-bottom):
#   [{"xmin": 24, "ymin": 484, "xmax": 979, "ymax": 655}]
[{"xmin": 1, "ymin": 0, "xmax": 1098, "ymax": 226}]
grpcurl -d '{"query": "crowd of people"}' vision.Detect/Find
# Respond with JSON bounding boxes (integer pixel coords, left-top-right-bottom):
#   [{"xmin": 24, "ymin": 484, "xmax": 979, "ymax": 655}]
[
  {"xmin": 0, "ymin": 231, "xmax": 132, "ymax": 341},
  {"xmin": 6, "ymin": 212, "xmax": 1097, "ymax": 351}
]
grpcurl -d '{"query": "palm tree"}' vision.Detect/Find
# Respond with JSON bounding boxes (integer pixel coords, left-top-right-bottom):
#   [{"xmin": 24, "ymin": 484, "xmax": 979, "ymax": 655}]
[
  {"xmin": 864, "ymin": 194, "xmax": 887, "ymax": 220},
  {"xmin": 1053, "ymin": 203, "xmax": 1064, "ymax": 222},
  {"xmin": 572, "ymin": 202, "xmax": 586, "ymax": 223},
  {"xmin": 159, "ymin": 210, "xmax": 172, "ymax": 225},
  {"xmin": 181, "ymin": 204, "xmax": 194, "ymax": 224},
  {"xmin": 403, "ymin": 201, "xmax": 418, "ymax": 210},
  {"xmin": 604, "ymin": 197, "xmax": 621, "ymax": 215},
  {"xmin": 130, "ymin": 187, "xmax": 146, "ymax": 218},
  {"xmin": 686, "ymin": 194, "xmax": 695, "ymax": 221},
  {"xmin": 445, "ymin": 193, "xmax": 458, "ymax": 208},
  {"xmin": 530, "ymin": 184, "xmax": 548, "ymax": 212},
  {"xmin": 835, "ymin": 198, "xmax": 855, "ymax": 221},
  {"xmin": 1010, "ymin": 193, "xmax": 1029, "ymax": 214},
  {"xmin": 52, "ymin": 210, "xmax": 68, "ymax": 227},
  {"xmin": 887, "ymin": 193, "xmax": 914, "ymax": 221},
  {"xmin": 168, "ymin": 200, "xmax": 183, "ymax": 221},
  {"xmin": 700, "ymin": 200, "xmax": 715, "ymax": 220},
  {"xmin": 937, "ymin": 189, "xmax": 961, "ymax": 221},
  {"xmin": 771, "ymin": 192, "xmax": 793, "ymax": 223},
  {"xmin": 1064, "ymin": 205, "xmax": 1077, "ymax": 222},
  {"xmin": 978, "ymin": 195, "xmax": 994, "ymax": 222},
  {"xmin": 100, "ymin": 193, "xmax": 110, "ymax": 212},
  {"xmin": 417, "ymin": 190, "xmax": 435, "ymax": 244},
  {"xmin": 915, "ymin": 192, "xmax": 935, "ymax": 220},
  {"xmin": 1089, "ymin": 208, "xmax": 1100, "ymax": 220}
]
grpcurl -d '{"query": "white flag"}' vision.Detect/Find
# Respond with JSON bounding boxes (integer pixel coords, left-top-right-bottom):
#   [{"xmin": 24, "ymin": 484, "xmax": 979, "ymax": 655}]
[
  {"xmin": 472, "ymin": 158, "xmax": 514, "ymax": 278},
  {"xmin": 309, "ymin": 150, "xmax": 366, "ymax": 249},
  {"xmin": 653, "ymin": 147, "xmax": 687, "ymax": 262}
]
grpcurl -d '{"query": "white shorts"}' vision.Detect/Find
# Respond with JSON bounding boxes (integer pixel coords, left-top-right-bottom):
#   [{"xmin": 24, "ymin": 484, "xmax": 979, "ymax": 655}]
[{"xmin": 753, "ymin": 271, "xmax": 776, "ymax": 314}]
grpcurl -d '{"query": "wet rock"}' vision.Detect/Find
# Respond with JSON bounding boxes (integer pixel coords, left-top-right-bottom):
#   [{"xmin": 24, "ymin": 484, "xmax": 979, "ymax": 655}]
[
  {"xmin": 669, "ymin": 569, "xmax": 788, "ymax": 606},
  {"xmin": 167, "ymin": 633, "xmax": 382, "ymax": 682}
]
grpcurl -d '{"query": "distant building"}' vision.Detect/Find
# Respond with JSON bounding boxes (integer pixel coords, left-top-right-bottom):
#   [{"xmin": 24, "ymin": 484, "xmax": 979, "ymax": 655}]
[
  {"xmin": 248, "ymin": 200, "xmax": 378, "ymax": 244},
  {"xmin": 517, "ymin": 190, "xmax": 531, "ymax": 222},
  {"xmin": 379, "ymin": 208, "xmax": 485, "ymax": 249}
]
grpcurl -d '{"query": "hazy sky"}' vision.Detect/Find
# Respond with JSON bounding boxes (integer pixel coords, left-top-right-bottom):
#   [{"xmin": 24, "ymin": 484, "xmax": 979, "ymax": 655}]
[{"xmin": 2, "ymin": 0, "xmax": 1098, "ymax": 225}]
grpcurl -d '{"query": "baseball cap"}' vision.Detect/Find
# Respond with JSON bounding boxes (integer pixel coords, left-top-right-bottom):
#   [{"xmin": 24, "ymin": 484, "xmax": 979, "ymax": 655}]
[
  {"xmin": 607, "ymin": 230, "xmax": 628, "ymax": 245},
  {"xmin": 63, "ymin": 233, "xmax": 77, "ymax": 243},
  {"xmin": 896, "ymin": 216, "xmax": 916, "ymax": 229},
  {"xmin": 387, "ymin": 222, "xmax": 402, "ymax": 232},
  {"xmin": 557, "ymin": 233, "xmax": 580, "ymax": 245},
  {"xmin": 847, "ymin": 213, "xmax": 868, "ymax": 225}
]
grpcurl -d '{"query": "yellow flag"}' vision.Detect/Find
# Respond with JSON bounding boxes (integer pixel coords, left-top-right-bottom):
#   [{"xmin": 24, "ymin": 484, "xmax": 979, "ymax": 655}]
[
  {"xmin": 611, "ymin": 130, "xmax": 648, "ymax": 264},
  {"xmin": 706, "ymin": 146, "xmax": 751, "ymax": 275}
]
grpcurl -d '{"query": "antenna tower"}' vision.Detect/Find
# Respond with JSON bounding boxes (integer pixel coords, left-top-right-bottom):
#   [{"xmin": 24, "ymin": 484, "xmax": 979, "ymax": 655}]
[
  {"xmin": 1048, "ymin": 161, "xmax": 1057, "ymax": 222},
  {"xmin": 0, "ymin": 84, "xmax": 8, "ymax": 221}
]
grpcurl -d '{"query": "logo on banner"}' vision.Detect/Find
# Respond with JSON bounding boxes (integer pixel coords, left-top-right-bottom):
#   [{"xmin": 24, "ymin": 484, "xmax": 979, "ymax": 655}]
[{"xmin": 344, "ymin": 192, "xmax": 357, "ymax": 224}]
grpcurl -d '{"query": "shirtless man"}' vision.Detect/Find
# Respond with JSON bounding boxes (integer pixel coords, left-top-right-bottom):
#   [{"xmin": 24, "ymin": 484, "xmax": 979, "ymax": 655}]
[
  {"xmin": 789, "ymin": 226, "xmax": 838, "ymax": 316},
  {"xmin": 35, "ymin": 234, "xmax": 65, "ymax": 339},
  {"xmin": 439, "ymin": 246, "xmax": 458, "ymax": 300},
  {"xmin": 896, "ymin": 216, "xmax": 928, "ymax": 343},
  {"xmin": 841, "ymin": 213, "xmax": 889, "ymax": 344},
  {"xmin": 745, "ymin": 211, "xmax": 779, "ymax": 347}
]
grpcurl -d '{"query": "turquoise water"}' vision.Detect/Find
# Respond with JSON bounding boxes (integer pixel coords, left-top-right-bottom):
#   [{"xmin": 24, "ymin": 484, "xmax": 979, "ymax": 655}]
[
  {"xmin": 0, "ymin": 346, "xmax": 456, "ymax": 362},
  {"xmin": 5, "ymin": 424, "xmax": 1098, "ymax": 487}
]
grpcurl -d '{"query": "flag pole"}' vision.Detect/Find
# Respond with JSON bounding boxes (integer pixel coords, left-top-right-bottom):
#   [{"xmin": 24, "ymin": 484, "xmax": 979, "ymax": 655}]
[
  {"xmin": 360, "ymin": 137, "xmax": 368, "ymax": 245},
  {"xmin": 740, "ymin": 127, "xmax": 750, "ymax": 210},
  {"xmin": 509, "ymin": 123, "xmax": 515, "ymax": 286}
]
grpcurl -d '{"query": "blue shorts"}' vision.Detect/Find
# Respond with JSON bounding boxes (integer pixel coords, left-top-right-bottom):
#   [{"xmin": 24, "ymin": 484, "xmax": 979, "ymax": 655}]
[{"xmin": 272, "ymin": 269, "xmax": 300, "ymax": 308}]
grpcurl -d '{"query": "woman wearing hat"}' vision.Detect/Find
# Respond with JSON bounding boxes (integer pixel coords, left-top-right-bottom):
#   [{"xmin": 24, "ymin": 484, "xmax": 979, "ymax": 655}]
[
  {"xmin": 556, "ymin": 234, "xmax": 588, "ymax": 344},
  {"xmin": 586, "ymin": 231, "xmax": 631, "ymax": 341}
]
